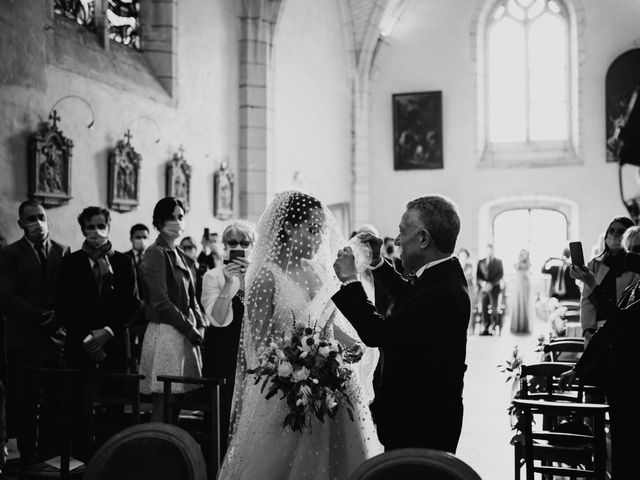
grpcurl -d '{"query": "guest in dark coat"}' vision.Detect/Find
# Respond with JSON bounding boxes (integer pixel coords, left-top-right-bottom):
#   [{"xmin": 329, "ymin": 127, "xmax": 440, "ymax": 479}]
[
  {"xmin": 332, "ymin": 195, "xmax": 470, "ymax": 453},
  {"xmin": 56, "ymin": 207, "xmax": 138, "ymax": 374},
  {"xmin": 0, "ymin": 200, "xmax": 69, "ymax": 463},
  {"xmin": 560, "ymin": 225, "xmax": 640, "ymax": 479},
  {"xmin": 476, "ymin": 243, "xmax": 504, "ymax": 335},
  {"xmin": 124, "ymin": 223, "xmax": 150, "ymax": 369}
]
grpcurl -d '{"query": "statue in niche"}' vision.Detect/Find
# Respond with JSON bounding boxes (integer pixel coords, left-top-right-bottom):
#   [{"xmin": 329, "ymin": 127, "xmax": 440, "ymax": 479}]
[
  {"xmin": 214, "ymin": 160, "xmax": 234, "ymax": 220},
  {"xmin": 29, "ymin": 110, "xmax": 73, "ymax": 208},
  {"xmin": 108, "ymin": 130, "xmax": 141, "ymax": 212},
  {"xmin": 166, "ymin": 148, "xmax": 192, "ymax": 212}
]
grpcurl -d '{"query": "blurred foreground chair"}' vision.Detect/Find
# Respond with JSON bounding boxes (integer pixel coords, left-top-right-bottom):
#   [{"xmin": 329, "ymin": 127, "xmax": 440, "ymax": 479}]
[
  {"xmin": 83, "ymin": 423, "xmax": 207, "ymax": 480},
  {"xmin": 512, "ymin": 399, "xmax": 608, "ymax": 480},
  {"xmin": 348, "ymin": 448, "xmax": 482, "ymax": 480},
  {"xmin": 543, "ymin": 339, "xmax": 584, "ymax": 364}
]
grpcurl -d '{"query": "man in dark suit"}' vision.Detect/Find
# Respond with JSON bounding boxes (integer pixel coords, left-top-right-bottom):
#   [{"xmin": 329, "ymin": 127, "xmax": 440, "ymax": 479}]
[
  {"xmin": 56, "ymin": 206, "xmax": 138, "ymax": 374},
  {"xmin": 332, "ymin": 195, "xmax": 470, "ymax": 453},
  {"xmin": 0, "ymin": 200, "xmax": 70, "ymax": 463},
  {"xmin": 476, "ymin": 243, "xmax": 504, "ymax": 335},
  {"xmin": 541, "ymin": 248, "xmax": 580, "ymax": 301},
  {"xmin": 124, "ymin": 223, "xmax": 149, "ymax": 371}
]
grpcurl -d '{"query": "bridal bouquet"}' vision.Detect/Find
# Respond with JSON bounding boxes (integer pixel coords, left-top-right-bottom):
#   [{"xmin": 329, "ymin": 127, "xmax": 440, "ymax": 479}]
[{"xmin": 247, "ymin": 312, "xmax": 355, "ymax": 433}]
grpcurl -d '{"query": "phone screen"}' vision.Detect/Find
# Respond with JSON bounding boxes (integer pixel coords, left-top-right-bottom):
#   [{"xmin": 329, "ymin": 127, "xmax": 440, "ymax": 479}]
[
  {"xmin": 569, "ymin": 241, "xmax": 585, "ymax": 267},
  {"xmin": 224, "ymin": 249, "xmax": 245, "ymax": 264}
]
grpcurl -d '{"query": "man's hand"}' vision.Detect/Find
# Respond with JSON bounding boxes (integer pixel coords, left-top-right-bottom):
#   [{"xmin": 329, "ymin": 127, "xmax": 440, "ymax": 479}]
[
  {"xmin": 558, "ymin": 369, "xmax": 577, "ymax": 391},
  {"xmin": 89, "ymin": 348, "xmax": 107, "ymax": 363},
  {"xmin": 343, "ymin": 342, "xmax": 365, "ymax": 364},
  {"xmin": 84, "ymin": 328, "xmax": 111, "ymax": 353},
  {"xmin": 334, "ymin": 247, "xmax": 358, "ymax": 283},
  {"xmin": 186, "ymin": 327, "xmax": 204, "ymax": 346},
  {"xmin": 356, "ymin": 233, "xmax": 383, "ymax": 266}
]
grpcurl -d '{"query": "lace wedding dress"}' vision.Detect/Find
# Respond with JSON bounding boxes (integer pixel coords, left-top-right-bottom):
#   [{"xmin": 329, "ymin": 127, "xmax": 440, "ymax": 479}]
[{"xmin": 218, "ymin": 191, "xmax": 383, "ymax": 480}]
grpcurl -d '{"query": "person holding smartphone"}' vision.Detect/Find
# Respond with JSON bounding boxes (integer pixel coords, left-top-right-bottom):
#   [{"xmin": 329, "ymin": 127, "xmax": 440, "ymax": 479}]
[{"xmin": 200, "ymin": 221, "xmax": 255, "ymax": 454}]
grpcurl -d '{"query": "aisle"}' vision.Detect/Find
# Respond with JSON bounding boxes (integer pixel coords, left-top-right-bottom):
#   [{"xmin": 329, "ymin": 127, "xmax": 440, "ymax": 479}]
[{"xmin": 456, "ymin": 316, "xmax": 548, "ymax": 479}]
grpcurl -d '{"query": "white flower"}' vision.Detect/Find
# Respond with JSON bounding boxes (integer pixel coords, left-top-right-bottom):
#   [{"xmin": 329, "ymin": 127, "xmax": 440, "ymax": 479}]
[
  {"xmin": 292, "ymin": 366, "xmax": 310, "ymax": 382},
  {"xmin": 318, "ymin": 345, "xmax": 331, "ymax": 357},
  {"xmin": 278, "ymin": 361, "xmax": 293, "ymax": 378},
  {"xmin": 324, "ymin": 393, "xmax": 337, "ymax": 410},
  {"xmin": 300, "ymin": 335, "xmax": 317, "ymax": 352}
]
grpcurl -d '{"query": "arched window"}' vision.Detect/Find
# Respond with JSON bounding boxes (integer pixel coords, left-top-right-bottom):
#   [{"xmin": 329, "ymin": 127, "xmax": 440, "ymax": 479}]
[{"xmin": 481, "ymin": 0, "xmax": 578, "ymax": 165}]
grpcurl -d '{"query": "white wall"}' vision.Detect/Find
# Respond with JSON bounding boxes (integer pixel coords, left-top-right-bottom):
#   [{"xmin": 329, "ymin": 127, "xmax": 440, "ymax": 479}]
[
  {"xmin": 0, "ymin": 0, "xmax": 239, "ymax": 251},
  {"xmin": 272, "ymin": 0, "xmax": 353, "ymax": 208},
  {"xmin": 369, "ymin": 0, "xmax": 640, "ymax": 262}
]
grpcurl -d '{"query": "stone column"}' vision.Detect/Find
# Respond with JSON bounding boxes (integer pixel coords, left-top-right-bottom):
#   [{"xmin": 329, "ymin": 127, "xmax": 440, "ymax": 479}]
[{"xmin": 238, "ymin": 0, "xmax": 284, "ymax": 221}]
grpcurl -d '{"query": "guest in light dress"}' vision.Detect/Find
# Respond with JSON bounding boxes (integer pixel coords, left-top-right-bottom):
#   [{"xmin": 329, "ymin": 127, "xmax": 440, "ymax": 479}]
[
  {"xmin": 510, "ymin": 249, "xmax": 531, "ymax": 334},
  {"xmin": 139, "ymin": 197, "xmax": 207, "ymax": 422}
]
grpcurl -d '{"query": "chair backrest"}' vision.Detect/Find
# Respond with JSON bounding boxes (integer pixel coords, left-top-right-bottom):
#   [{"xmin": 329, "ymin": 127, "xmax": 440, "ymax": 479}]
[
  {"xmin": 83, "ymin": 423, "xmax": 207, "ymax": 480},
  {"xmin": 157, "ymin": 375, "xmax": 225, "ymax": 476},
  {"xmin": 83, "ymin": 372, "xmax": 145, "ymax": 454},
  {"xmin": 543, "ymin": 339, "xmax": 584, "ymax": 363},
  {"xmin": 519, "ymin": 362, "xmax": 581, "ymax": 403},
  {"xmin": 348, "ymin": 448, "xmax": 482, "ymax": 480},
  {"xmin": 512, "ymin": 399, "xmax": 609, "ymax": 480}
]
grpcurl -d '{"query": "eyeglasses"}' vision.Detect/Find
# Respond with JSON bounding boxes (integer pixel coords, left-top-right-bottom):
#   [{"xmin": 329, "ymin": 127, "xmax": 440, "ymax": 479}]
[
  {"xmin": 85, "ymin": 224, "xmax": 108, "ymax": 231},
  {"xmin": 629, "ymin": 245, "xmax": 640, "ymax": 254},
  {"xmin": 608, "ymin": 227, "xmax": 627, "ymax": 235},
  {"xmin": 226, "ymin": 240, "xmax": 252, "ymax": 248}
]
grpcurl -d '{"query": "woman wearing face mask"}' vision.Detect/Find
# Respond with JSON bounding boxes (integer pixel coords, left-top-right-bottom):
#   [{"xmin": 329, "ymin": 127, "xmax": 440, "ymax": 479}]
[
  {"xmin": 139, "ymin": 197, "xmax": 206, "ymax": 422},
  {"xmin": 580, "ymin": 216, "xmax": 638, "ymax": 344},
  {"xmin": 56, "ymin": 206, "xmax": 138, "ymax": 460},
  {"xmin": 200, "ymin": 221, "xmax": 255, "ymax": 455},
  {"xmin": 559, "ymin": 225, "xmax": 640, "ymax": 479}
]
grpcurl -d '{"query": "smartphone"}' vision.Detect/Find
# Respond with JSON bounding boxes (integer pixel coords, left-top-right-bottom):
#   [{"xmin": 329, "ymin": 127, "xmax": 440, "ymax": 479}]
[
  {"xmin": 224, "ymin": 249, "xmax": 245, "ymax": 264},
  {"xmin": 203, "ymin": 227, "xmax": 210, "ymax": 240},
  {"xmin": 569, "ymin": 241, "xmax": 585, "ymax": 267}
]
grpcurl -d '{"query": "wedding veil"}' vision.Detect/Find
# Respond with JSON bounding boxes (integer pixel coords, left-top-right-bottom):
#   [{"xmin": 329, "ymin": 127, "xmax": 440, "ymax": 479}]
[{"xmin": 227, "ymin": 190, "xmax": 380, "ymax": 442}]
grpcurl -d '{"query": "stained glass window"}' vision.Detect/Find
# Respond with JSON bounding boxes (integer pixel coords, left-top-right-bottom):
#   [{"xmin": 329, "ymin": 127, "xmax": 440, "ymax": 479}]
[
  {"xmin": 54, "ymin": 0, "xmax": 96, "ymax": 28},
  {"xmin": 107, "ymin": 0, "xmax": 141, "ymax": 50},
  {"xmin": 486, "ymin": 0, "xmax": 570, "ymax": 143}
]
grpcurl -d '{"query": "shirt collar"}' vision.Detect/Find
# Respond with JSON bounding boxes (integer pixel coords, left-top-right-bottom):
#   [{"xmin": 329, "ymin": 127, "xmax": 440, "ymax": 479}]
[
  {"xmin": 23, "ymin": 235, "xmax": 49, "ymax": 251},
  {"xmin": 415, "ymin": 255, "xmax": 453, "ymax": 278}
]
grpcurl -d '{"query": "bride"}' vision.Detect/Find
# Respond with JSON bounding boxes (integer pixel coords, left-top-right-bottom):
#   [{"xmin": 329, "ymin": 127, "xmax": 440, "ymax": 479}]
[{"xmin": 218, "ymin": 191, "xmax": 383, "ymax": 480}]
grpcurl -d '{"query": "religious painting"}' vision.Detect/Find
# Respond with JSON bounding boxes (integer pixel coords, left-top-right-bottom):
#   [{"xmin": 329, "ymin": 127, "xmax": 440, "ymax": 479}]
[
  {"xmin": 166, "ymin": 149, "xmax": 192, "ymax": 212},
  {"xmin": 392, "ymin": 91, "xmax": 443, "ymax": 170},
  {"xmin": 108, "ymin": 131, "xmax": 141, "ymax": 212},
  {"xmin": 214, "ymin": 161, "xmax": 234, "ymax": 220},
  {"xmin": 28, "ymin": 110, "xmax": 73, "ymax": 208},
  {"xmin": 605, "ymin": 48, "xmax": 640, "ymax": 163}
]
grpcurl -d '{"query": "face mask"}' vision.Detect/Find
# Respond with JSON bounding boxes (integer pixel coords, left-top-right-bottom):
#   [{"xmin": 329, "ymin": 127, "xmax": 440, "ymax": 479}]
[
  {"xmin": 24, "ymin": 220, "xmax": 48, "ymax": 242},
  {"xmin": 626, "ymin": 253, "xmax": 640, "ymax": 274},
  {"xmin": 132, "ymin": 238, "xmax": 147, "ymax": 252},
  {"xmin": 85, "ymin": 228, "xmax": 109, "ymax": 247},
  {"xmin": 163, "ymin": 220, "xmax": 185, "ymax": 238}
]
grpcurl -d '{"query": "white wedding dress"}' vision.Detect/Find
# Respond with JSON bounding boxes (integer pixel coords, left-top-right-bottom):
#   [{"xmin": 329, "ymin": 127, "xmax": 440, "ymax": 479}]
[{"xmin": 218, "ymin": 191, "xmax": 383, "ymax": 480}]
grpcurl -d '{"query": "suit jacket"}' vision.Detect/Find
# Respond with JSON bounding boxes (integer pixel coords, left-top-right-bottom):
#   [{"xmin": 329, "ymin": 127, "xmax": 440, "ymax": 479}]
[
  {"xmin": 0, "ymin": 237, "xmax": 70, "ymax": 350},
  {"xmin": 56, "ymin": 249, "xmax": 138, "ymax": 372},
  {"xmin": 476, "ymin": 257, "xmax": 503, "ymax": 295},
  {"xmin": 332, "ymin": 258, "xmax": 470, "ymax": 452},
  {"xmin": 141, "ymin": 236, "xmax": 205, "ymax": 334},
  {"xmin": 541, "ymin": 259, "xmax": 581, "ymax": 301}
]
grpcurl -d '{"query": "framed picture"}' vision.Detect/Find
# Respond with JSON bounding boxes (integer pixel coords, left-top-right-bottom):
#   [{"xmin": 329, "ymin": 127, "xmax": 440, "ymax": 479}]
[
  {"xmin": 392, "ymin": 91, "xmax": 443, "ymax": 170},
  {"xmin": 28, "ymin": 111, "xmax": 73, "ymax": 208},
  {"xmin": 605, "ymin": 48, "xmax": 640, "ymax": 163},
  {"xmin": 108, "ymin": 132, "xmax": 141, "ymax": 212},
  {"xmin": 214, "ymin": 161, "xmax": 234, "ymax": 220},
  {"xmin": 166, "ymin": 149, "xmax": 192, "ymax": 212}
]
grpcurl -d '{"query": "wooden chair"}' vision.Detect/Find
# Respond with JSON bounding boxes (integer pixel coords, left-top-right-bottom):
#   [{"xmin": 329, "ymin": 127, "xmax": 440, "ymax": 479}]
[
  {"xmin": 82, "ymin": 372, "xmax": 148, "ymax": 455},
  {"xmin": 512, "ymin": 399, "xmax": 609, "ymax": 480},
  {"xmin": 19, "ymin": 368, "xmax": 85, "ymax": 480},
  {"xmin": 348, "ymin": 448, "xmax": 482, "ymax": 480},
  {"xmin": 543, "ymin": 339, "xmax": 584, "ymax": 363},
  {"xmin": 157, "ymin": 375, "xmax": 225, "ymax": 479},
  {"xmin": 83, "ymin": 423, "xmax": 207, "ymax": 480}
]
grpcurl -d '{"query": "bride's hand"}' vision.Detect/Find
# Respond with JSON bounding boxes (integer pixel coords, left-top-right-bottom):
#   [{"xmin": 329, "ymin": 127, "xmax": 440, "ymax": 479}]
[{"xmin": 343, "ymin": 342, "xmax": 365, "ymax": 364}]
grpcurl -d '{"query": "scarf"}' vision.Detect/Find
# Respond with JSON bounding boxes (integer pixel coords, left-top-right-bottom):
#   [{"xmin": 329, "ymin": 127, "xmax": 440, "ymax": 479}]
[{"xmin": 82, "ymin": 239, "xmax": 115, "ymax": 284}]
